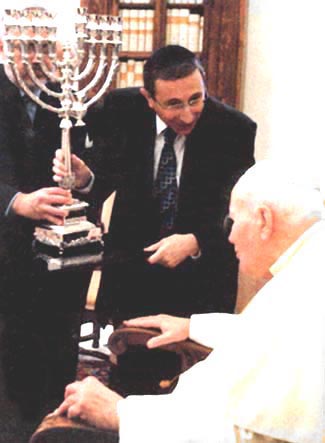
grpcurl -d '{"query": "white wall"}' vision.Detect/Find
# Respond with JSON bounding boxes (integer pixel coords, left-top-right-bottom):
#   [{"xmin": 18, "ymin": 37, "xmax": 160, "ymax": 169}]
[
  {"xmin": 238, "ymin": 1, "xmax": 325, "ymax": 308},
  {"xmin": 1, "ymin": 0, "xmax": 79, "ymax": 9},
  {"xmin": 243, "ymin": 0, "xmax": 325, "ymax": 187}
]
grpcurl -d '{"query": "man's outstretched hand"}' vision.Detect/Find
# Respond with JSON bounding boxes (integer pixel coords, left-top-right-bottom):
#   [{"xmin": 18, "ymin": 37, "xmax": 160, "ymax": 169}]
[
  {"xmin": 12, "ymin": 187, "xmax": 73, "ymax": 225},
  {"xmin": 52, "ymin": 148, "xmax": 92, "ymax": 189},
  {"xmin": 55, "ymin": 376, "xmax": 122, "ymax": 431},
  {"xmin": 123, "ymin": 314, "xmax": 190, "ymax": 349}
]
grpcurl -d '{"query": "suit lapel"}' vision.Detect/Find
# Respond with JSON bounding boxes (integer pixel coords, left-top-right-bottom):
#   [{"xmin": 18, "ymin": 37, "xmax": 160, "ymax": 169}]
[
  {"xmin": 178, "ymin": 97, "xmax": 218, "ymax": 195},
  {"xmin": 141, "ymin": 111, "xmax": 156, "ymax": 193}
]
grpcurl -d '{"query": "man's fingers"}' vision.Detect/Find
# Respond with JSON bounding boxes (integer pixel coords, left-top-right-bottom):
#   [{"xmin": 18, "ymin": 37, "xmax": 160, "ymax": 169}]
[
  {"xmin": 52, "ymin": 153, "xmax": 68, "ymax": 180},
  {"xmin": 144, "ymin": 242, "xmax": 159, "ymax": 252},
  {"xmin": 146, "ymin": 250, "xmax": 161, "ymax": 264},
  {"xmin": 42, "ymin": 194, "xmax": 72, "ymax": 207},
  {"xmin": 43, "ymin": 214, "xmax": 64, "ymax": 225},
  {"xmin": 56, "ymin": 401, "xmax": 82, "ymax": 421},
  {"xmin": 53, "ymin": 158, "xmax": 67, "ymax": 171},
  {"xmin": 123, "ymin": 315, "xmax": 161, "ymax": 329},
  {"xmin": 55, "ymin": 394, "xmax": 76, "ymax": 416},
  {"xmin": 40, "ymin": 187, "xmax": 72, "ymax": 197},
  {"xmin": 147, "ymin": 332, "xmax": 172, "ymax": 349},
  {"xmin": 65, "ymin": 380, "xmax": 84, "ymax": 396},
  {"xmin": 53, "ymin": 174, "xmax": 61, "ymax": 183},
  {"xmin": 54, "ymin": 381, "xmax": 84, "ymax": 416},
  {"xmin": 55, "ymin": 148, "xmax": 64, "ymax": 160},
  {"xmin": 37, "ymin": 203, "xmax": 68, "ymax": 223},
  {"xmin": 54, "ymin": 399, "xmax": 70, "ymax": 416},
  {"xmin": 34, "ymin": 188, "xmax": 73, "ymax": 217},
  {"xmin": 66, "ymin": 404, "xmax": 82, "ymax": 420}
]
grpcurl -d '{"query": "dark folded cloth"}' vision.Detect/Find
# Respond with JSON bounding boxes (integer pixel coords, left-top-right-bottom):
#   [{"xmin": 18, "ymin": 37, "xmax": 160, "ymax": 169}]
[{"xmin": 107, "ymin": 326, "xmax": 212, "ymax": 396}]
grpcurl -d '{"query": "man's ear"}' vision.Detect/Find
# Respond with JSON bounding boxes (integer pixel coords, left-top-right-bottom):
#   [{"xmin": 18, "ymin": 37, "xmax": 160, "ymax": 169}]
[
  {"xmin": 257, "ymin": 205, "xmax": 273, "ymax": 241},
  {"xmin": 140, "ymin": 87, "xmax": 154, "ymax": 109},
  {"xmin": 0, "ymin": 39, "xmax": 4, "ymax": 62}
]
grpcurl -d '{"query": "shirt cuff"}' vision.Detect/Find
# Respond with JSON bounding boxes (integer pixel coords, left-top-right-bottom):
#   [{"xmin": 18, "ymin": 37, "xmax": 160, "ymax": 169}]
[
  {"xmin": 74, "ymin": 171, "xmax": 95, "ymax": 194},
  {"xmin": 5, "ymin": 192, "xmax": 21, "ymax": 216},
  {"xmin": 191, "ymin": 249, "xmax": 202, "ymax": 260}
]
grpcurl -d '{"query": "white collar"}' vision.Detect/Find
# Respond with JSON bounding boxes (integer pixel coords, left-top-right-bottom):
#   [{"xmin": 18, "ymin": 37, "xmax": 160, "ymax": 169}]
[{"xmin": 270, "ymin": 220, "xmax": 325, "ymax": 276}]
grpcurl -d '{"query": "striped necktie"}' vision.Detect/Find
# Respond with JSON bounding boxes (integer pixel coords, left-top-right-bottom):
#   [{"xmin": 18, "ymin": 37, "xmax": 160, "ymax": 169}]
[{"xmin": 154, "ymin": 127, "xmax": 178, "ymax": 237}]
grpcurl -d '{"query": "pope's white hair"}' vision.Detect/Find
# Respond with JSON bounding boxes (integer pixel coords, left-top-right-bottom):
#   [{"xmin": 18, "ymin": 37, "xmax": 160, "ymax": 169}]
[{"xmin": 233, "ymin": 160, "xmax": 324, "ymax": 222}]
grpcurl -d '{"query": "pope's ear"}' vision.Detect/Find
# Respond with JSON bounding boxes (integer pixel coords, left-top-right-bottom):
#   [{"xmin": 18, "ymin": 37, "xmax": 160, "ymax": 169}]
[{"xmin": 258, "ymin": 205, "xmax": 273, "ymax": 241}]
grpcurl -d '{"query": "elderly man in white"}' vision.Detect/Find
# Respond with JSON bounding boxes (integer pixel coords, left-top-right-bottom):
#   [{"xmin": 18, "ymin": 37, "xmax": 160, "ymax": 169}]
[{"xmin": 56, "ymin": 161, "xmax": 325, "ymax": 443}]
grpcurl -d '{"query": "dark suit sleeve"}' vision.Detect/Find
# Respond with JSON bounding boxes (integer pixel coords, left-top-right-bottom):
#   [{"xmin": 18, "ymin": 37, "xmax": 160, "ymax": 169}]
[
  {"xmin": 0, "ymin": 101, "xmax": 20, "ymax": 216},
  {"xmin": 84, "ymin": 92, "xmax": 131, "ymax": 205},
  {"xmin": 84, "ymin": 88, "xmax": 151, "ymax": 212}
]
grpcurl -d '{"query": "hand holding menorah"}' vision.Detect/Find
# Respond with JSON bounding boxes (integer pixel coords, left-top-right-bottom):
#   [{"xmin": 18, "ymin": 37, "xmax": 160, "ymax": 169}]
[{"xmin": 2, "ymin": 5, "xmax": 122, "ymax": 270}]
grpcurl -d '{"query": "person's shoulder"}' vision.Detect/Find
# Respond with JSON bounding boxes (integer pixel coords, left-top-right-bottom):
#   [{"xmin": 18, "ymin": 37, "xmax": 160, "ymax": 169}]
[
  {"xmin": 204, "ymin": 96, "xmax": 256, "ymax": 128},
  {"xmin": 104, "ymin": 87, "xmax": 146, "ymax": 109},
  {"xmin": 0, "ymin": 65, "xmax": 18, "ymax": 102},
  {"xmin": 88, "ymin": 87, "xmax": 150, "ymax": 132},
  {"xmin": 0, "ymin": 65, "xmax": 7, "ymax": 84}
]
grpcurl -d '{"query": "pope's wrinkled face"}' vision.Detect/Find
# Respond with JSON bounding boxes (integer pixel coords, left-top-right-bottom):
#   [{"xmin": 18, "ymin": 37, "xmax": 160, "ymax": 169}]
[
  {"xmin": 142, "ymin": 69, "xmax": 206, "ymax": 136},
  {"xmin": 227, "ymin": 190, "xmax": 269, "ymax": 279}
]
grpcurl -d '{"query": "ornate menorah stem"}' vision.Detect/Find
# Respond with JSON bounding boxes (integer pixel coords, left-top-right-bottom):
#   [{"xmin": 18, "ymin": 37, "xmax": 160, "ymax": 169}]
[
  {"xmin": 60, "ymin": 118, "xmax": 74, "ymax": 189},
  {"xmin": 58, "ymin": 42, "xmax": 79, "ymax": 189}
]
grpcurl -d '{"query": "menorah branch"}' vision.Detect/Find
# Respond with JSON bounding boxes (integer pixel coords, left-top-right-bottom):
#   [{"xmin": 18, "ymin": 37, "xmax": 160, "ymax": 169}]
[{"xmin": 3, "ymin": 6, "xmax": 122, "ymax": 188}]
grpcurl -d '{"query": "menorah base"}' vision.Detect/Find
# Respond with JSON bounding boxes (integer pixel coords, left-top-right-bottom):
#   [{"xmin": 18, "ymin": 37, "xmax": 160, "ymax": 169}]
[
  {"xmin": 34, "ymin": 221, "xmax": 103, "ymax": 252},
  {"xmin": 60, "ymin": 198, "xmax": 89, "ymax": 221},
  {"xmin": 33, "ymin": 207, "xmax": 104, "ymax": 271},
  {"xmin": 34, "ymin": 250, "xmax": 103, "ymax": 271}
]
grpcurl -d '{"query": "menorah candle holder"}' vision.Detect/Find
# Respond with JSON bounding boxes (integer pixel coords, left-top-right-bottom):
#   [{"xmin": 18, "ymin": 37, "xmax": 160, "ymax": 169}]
[{"xmin": 3, "ymin": 6, "xmax": 122, "ymax": 270}]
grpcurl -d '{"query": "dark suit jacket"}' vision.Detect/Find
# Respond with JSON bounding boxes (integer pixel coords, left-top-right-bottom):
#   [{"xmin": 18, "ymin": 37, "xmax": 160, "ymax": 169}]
[
  {"xmin": 0, "ymin": 65, "xmax": 88, "ymax": 289},
  {"xmin": 0, "ymin": 66, "xmax": 60, "ymax": 306},
  {"xmin": 0, "ymin": 65, "xmax": 90, "ymax": 421},
  {"xmin": 85, "ymin": 87, "xmax": 257, "ymax": 322}
]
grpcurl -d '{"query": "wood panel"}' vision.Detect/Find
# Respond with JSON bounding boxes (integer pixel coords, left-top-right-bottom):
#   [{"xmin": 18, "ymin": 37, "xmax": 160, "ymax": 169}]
[
  {"xmin": 204, "ymin": 0, "xmax": 247, "ymax": 108},
  {"xmin": 80, "ymin": 0, "xmax": 108, "ymax": 13}
]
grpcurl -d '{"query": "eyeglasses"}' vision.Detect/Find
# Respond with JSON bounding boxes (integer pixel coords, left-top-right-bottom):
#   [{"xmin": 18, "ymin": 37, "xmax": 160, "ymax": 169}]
[{"xmin": 153, "ymin": 93, "xmax": 205, "ymax": 111}]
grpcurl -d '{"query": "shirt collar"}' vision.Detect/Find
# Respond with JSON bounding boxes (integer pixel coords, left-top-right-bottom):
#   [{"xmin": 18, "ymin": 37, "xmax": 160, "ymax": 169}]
[
  {"xmin": 155, "ymin": 116, "xmax": 187, "ymax": 147},
  {"xmin": 270, "ymin": 220, "xmax": 325, "ymax": 276},
  {"xmin": 156, "ymin": 115, "xmax": 167, "ymax": 136}
]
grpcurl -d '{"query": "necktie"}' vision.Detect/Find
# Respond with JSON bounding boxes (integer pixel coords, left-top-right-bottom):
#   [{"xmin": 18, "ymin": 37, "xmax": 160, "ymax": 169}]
[
  {"xmin": 154, "ymin": 127, "xmax": 178, "ymax": 236},
  {"xmin": 22, "ymin": 93, "xmax": 37, "ymax": 124}
]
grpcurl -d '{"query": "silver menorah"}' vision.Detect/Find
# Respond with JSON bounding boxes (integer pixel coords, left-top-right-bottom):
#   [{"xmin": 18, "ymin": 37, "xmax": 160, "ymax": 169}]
[{"xmin": 2, "ymin": 6, "xmax": 122, "ymax": 270}]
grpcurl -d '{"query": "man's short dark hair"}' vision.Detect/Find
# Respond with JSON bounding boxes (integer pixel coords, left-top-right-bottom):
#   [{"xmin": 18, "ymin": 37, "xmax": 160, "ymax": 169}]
[{"xmin": 143, "ymin": 45, "xmax": 206, "ymax": 97}]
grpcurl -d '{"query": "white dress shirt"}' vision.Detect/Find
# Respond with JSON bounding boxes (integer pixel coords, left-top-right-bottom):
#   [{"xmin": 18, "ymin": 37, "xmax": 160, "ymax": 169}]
[
  {"xmin": 77, "ymin": 116, "xmax": 186, "ymax": 193},
  {"xmin": 154, "ymin": 116, "xmax": 186, "ymax": 186}
]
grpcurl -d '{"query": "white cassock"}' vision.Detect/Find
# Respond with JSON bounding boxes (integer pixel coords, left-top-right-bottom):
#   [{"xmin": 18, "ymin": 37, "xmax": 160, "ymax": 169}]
[{"xmin": 118, "ymin": 221, "xmax": 325, "ymax": 443}]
